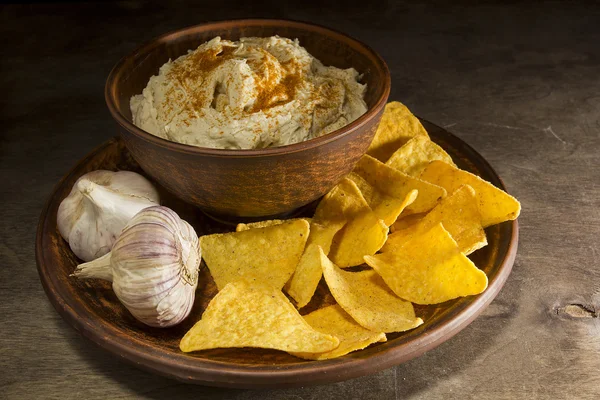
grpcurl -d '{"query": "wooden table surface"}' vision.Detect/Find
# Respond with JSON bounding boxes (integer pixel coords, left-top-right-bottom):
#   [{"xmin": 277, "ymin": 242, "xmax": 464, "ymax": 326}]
[{"xmin": 1, "ymin": 1, "xmax": 599, "ymax": 399}]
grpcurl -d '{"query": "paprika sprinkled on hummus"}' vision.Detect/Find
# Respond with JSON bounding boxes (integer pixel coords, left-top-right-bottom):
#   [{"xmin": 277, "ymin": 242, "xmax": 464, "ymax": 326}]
[{"xmin": 130, "ymin": 36, "xmax": 367, "ymax": 149}]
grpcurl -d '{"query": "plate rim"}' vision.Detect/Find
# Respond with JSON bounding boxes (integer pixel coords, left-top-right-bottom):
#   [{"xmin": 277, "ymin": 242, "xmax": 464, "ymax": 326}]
[{"xmin": 36, "ymin": 121, "xmax": 519, "ymax": 388}]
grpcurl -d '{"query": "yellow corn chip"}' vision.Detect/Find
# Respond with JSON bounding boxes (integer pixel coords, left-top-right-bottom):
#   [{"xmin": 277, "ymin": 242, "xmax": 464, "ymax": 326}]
[
  {"xmin": 180, "ymin": 280, "xmax": 339, "ymax": 353},
  {"xmin": 347, "ymin": 172, "xmax": 418, "ymax": 227},
  {"xmin": 419, "ymin": 161, "xmax": 521, "ymax": 227},
  {"xmin": 367, "ymin": 101, "xmax": 430, "ymax": 162},
  {"xmin": 312, "ymin": 177, "xmax": 385, "ymax": 268},
  {"xmin": 313, "ymin": 178, "xmax": 370, "ymax": 224},
  {"xmin": 354, "ymin": 154, "xmax": 446, "ymax": 215},
  {"xmin": 236, "ymin": 218, "xmax": 310, "ymax": 232},
  {"xmin": 390, "ymin": 213, "xmax": 426, "ymax": 233},
  {"xmin": 285, "ymin": 221, "xmax": 345, "ymax": 308},
  {"xmin": 290, "ymin": 304, "xmax": 386, "ymax": 360},
  {"xmin": 383, "ymin": 185, "xmax": 487, "ymax": 255},
  {"xmin": 328, "ymin": 211, "xmax": 388, "ymax": 268},
  {"xmin": 236, "ymin": 219, "xmax": 285, "ymax": 232},
  {"xmin": 320, "ymin": 248, "xmax": 423, "ymax": 332},
  {"xmin": 200, "ymin": 219, "xmax": 310, "ymax": 290},
  {"xmin": 345, "ymin": 172, "xmax": 377, "ymax": 205},
  {"xmin": 365, "ymin": 223, "xmax": 488, "ymax": 305},
  {"xmin": 386, "ymin": 135, "xmax": 457, "ymax": 177}
]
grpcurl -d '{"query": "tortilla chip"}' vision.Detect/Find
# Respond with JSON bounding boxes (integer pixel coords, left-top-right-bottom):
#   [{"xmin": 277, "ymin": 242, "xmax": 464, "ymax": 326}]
[
  {"xmin": 386, "ymin": 135, "xmax": 456, "ymax": 177},
  {"xmin": 289, "ymin": 304, "xmax": 386, "ymax": 360},
  {"xmin": 345, "ymin": 172, "xmax": 374, "ymax": 201},
  {"xmin": 390, "ymin": 213, "xmax": 426, "ymax": 233},
  {"xmin": 312, "ymin": 177, "xmax": 386, "ymax": 268},
  {"xmin": 285, "ymin": 221, "xmax": 345, "ymax": 308},
  {"xmin": 419, "ymin": 161, "xmax": 521, "ymax": 227},
  {"xmin": 320, "ymin": 248, "xmax": 423, "ymax": 332},
  {"xmin": 236, "ymin": 218, "xmax": 310, "ymax": 232},
  {"xmin": 383, "ymin": 185, "xmax": 487, "ymax": 255},
  {"xmin": 347, "ymin": 172, "xmax": 418, "ymax": 227},
  {"xmin": 313, "ymin": 178, "xmax": 370, "ymax": 224},
  {"xmin": 367, "ymin": 101, "xmax": 429, "ymax": 162},
  {"xmin": 200, "ymin": 219, "xmax": 309, "ymax": 290},
  {"xmin": 365, "ymin": 223, "xmax": 488, "ymax": 304},
  {"xmin": 235, "ymin": 218, "xmax": 333, "ymax": 309},
  {"xmin": 354, "ymin": 154, "xmax": 446, "ymax": 215},
  {"xmin": 328, "ymin": 211, "xmax": 388, "ymax": 268},
  {"xmin": 180, "ymin": 280, "xmax": 339, "ymax": 353}
]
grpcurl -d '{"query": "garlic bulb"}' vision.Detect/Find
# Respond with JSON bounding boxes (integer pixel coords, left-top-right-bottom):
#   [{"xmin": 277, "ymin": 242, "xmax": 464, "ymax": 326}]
[
  {"xmin": 73, "ymin": 206, "xmax": 200, "ymax": 328},
  {"xmin": 57, "ymin": 170, "xmax": 159, "ymax": 261}
]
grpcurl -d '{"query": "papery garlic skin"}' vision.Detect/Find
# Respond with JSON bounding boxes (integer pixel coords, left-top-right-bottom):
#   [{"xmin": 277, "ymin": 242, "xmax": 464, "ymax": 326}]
[
  {"xmin": 57, "ymin": 170, "xmax": 159, "ymax": 261},
  {"xmin": 73, "ymin": 206, "xmax": 200, "ymax": 328}
]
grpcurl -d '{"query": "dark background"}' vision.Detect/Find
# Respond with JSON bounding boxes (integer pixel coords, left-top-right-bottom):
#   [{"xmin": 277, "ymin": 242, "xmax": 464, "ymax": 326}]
[{"xmin": 2, "ymin": 1, "xmax": 599, "ymax": 399}]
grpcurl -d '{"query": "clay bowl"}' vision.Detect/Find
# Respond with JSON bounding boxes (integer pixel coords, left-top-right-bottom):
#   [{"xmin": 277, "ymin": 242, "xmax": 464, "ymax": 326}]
[{"xmin": 105, "ymin": 19, "xmax": 390, "ymax": 219}]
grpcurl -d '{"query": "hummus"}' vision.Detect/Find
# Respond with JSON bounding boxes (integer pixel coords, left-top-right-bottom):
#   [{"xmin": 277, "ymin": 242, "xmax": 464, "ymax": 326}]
[{"xmin": 130, "ymin": 36, "xmax": 368, "ymax": 149}]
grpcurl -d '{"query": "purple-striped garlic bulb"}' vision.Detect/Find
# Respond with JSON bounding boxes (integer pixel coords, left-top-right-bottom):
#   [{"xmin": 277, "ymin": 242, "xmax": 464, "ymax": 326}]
[{"xmin": 73, "ymin": 206, "xmax": 200, "ymax": 328}]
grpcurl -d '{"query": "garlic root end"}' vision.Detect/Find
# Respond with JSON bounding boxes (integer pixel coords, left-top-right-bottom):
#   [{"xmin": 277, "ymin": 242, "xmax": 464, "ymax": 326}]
[{"xmin": 72, "ymin": 252, "xmax": 114, "ymax": 282}]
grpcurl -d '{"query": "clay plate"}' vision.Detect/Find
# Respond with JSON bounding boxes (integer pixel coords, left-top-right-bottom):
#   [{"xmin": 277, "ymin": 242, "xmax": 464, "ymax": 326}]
[{"xmin": 36, "ymin": 120, "xmax": 518, "ymax": 389}]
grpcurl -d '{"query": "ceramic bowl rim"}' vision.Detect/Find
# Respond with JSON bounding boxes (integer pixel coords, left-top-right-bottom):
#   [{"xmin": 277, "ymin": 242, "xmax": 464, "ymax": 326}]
[{"xmin": 105, "ymin": 18, "xmax": 391, "ymax": 158}]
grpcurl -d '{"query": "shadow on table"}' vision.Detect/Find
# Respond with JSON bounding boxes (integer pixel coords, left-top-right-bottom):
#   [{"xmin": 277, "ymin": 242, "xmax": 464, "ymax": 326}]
[{"xmin": 57, "ymin": 265, "xmax": 522, "ymax": 400}]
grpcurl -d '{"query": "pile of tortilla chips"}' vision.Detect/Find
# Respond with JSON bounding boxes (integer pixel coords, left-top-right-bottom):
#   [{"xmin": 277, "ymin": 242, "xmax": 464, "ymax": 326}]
[{"xmin": 180, "ymin": 101, "xmax": 521, "ymax": 360}]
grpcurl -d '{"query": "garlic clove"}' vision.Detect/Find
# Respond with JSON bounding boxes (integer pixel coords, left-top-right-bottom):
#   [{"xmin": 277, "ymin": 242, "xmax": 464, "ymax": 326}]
[
  {"xmin": 58, "ymin": 170, "xmax": 159, "ymax": 262},
  {"xmin": 73, "ymin": 206, "xmax": 201, "ymax": 328}
]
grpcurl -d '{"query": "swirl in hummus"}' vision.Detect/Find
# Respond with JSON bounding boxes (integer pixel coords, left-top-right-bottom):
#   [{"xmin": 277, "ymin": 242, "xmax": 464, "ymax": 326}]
[{"xmin": 130, "ymin": 36, "xmax": 368, "ymax": 149}]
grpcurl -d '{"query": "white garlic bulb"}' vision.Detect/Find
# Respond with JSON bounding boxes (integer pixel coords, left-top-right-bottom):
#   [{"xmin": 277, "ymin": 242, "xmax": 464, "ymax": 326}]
[
  {"xmin": 57, "ymin": 170, "xmax": 160, "ymax": 261},
  {"xmin": 73, "ymin": 206, "xmax": 200, "ymax": 328}
]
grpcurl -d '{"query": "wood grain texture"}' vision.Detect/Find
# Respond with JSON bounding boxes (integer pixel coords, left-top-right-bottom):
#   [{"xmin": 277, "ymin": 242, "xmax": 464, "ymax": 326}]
[{"xmin": 1, "ymin": 0, "xmax": 599, "ymax": 399}]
